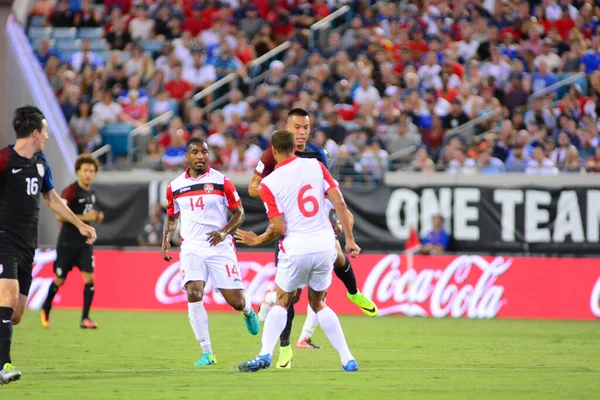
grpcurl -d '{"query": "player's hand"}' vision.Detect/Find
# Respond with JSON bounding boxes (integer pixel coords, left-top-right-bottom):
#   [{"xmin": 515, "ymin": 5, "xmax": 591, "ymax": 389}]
[
  {"xmin": 161, "ymin": 241, "xmax": 172, "ymax": 261},
  {"xmin": 79, "ymin": 225, "xmax": 97, "ymax": 245},
  {"xmin": 207, "ymin": 230, "xmax": 227, "ymax": 247},
  {"xmin": 345, "ymin": 240, "xmax": 361, "ymax": 258},
  {"xmin": 234, "ymin": 229, "xmax": 259, "ymax": 247},
  {"xmin": 95, "ymin": 211, "xmax": 104, "ymax": 223},
  {"xmin": 86, "ymin": 209, "xmax": 98, "ymax": 221}
]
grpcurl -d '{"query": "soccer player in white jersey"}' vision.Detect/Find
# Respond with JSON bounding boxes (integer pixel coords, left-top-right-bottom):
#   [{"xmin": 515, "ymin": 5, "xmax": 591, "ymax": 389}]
[
  {"xmin": 161, "ymin": 138, "xmax": 260, "ymax": 367},
  {"xmin": 236, "ymin": 130, "xmax": 360, "ymax": 372}
]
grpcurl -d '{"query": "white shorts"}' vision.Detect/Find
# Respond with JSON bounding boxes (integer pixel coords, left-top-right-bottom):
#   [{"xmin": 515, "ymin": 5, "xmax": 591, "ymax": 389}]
[
  {"xmin": 275, "ymin": 249, "xmax": 337, "ymax": 293},
  {"xmin": 179, "ymin": 247, "xmax": 244, "ymax": 290}
]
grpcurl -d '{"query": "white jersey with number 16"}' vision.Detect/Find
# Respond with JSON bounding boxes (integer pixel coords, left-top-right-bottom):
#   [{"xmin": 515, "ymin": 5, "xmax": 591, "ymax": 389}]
[{"xmin": 259, "ymin": 156, "xmax": 337, "ymax": 256}]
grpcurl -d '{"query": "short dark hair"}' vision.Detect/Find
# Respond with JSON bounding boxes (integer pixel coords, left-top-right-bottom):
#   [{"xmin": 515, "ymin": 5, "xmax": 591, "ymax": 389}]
[
  {"xmin": 186, "ymin": 137, "xmax": 207, "ymax": 151},
  {"xmin": 286, "ymin": 108, "xmax": 309, "ymax": 121},
  {"xmin": 13, "ymin": 106, "xmax": 45, "ymax": 139},
  {"xmin": 271, "ymin": 130, "xmax": 295, "ymax": 154},
  {"xmin": 75, "ymin": 155, "xmax": 100, "ymax": 172}
]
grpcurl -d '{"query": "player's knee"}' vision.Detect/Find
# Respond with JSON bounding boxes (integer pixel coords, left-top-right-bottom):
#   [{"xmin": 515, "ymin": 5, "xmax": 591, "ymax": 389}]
[
  {"xmin": 54, "ymin": 277, "xmax": 65, "ymax": 287},
  {"xmin": 186, "ymin": 284, "xmax": 204, "ymax": 302},
  {"xmin": 333, "ymin": 253, "xmax": 346, "ymax": 268},
  {"xmin": 230, "ymin": 297, "xmax": 245, "ymax": 311},
  {"xmin": 308, "ymin": 298, "xmax": 324, "ymax": 313},
  {"xmin": 83, "ymin": 277, "xmax": 94, "ymax": 286}
]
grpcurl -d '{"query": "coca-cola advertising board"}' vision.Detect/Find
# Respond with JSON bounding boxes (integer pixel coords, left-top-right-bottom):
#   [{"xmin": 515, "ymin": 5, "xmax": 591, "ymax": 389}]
[{"xmin": 27, "ymin": 249, "xmax": 600, "ymax": 320}]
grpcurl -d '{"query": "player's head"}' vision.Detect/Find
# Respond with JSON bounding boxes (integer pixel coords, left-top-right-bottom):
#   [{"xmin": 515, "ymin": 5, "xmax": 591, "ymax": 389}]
[
  {"xmin": 285, "ymin": 108, "xmax": 310, "ymax": 151},
  {"xmin": 186, "ymin": 137, "xmax": 210, "ymax": 174},
  {"xmin": 271, "ymin": 129, "xmax": 295, "ymax": 163},
  {"xmin": 75, "ymin": 155, "xmax": 100, "ymax": 186},
  {"xmin": 13, "ymin": 105, "xmax": 48, "ymax": 152}
]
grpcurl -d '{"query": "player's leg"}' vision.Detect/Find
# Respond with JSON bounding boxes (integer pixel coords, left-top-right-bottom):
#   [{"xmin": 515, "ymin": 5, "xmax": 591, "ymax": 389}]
[
  {"xmin": 239, "ymin": 286, "xmax": 295, "ymax": 372},
  {"xmin": 0, "ymin": 255, "xmax": 30, "ymax": 384},
  {"xmin": 79, "ymin": 247, "xmax": 97, "ymax": 329},
  {"xmin": 308, "ymin": 250, "xmax": 357, "ymax": 371},
  {"xmin": 239, "ymin": 253, "xmax": 306, "ymax": 372},
  {"xmin": 297, "ymin": 292, "xmax": 322, "ymax": 349},
  {"xmin": 333, "ymin": 239, "xmax": 378, "ymax": 317},
  {"xmin": 207, "ymin": 250, "xmax": 259, "ymax": 335},
  {"xmin": 181, "ymin": 251, "xmax": 215, "ymax": 366},
  {"xmin": 41, "ymin": 246, "xmax": 73, "ymax": 328}
]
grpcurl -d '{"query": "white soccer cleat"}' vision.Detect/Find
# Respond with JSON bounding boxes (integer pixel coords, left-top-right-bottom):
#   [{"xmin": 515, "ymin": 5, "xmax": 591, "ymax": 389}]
[{"xmin": 258, "ymin": 289, "xmax": 277, "ymax": 323}]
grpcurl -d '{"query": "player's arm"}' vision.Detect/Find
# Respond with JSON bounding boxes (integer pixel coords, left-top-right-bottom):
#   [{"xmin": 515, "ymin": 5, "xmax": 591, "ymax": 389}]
[
  {"xmin": 43, "ymin": 190, "xmax": 97, "ymax": 244},
  {"xmin": 208, "ymin": 179, "xmax": 246, "ymax": 246},
  {"xmin": 235, "ymin": 182, "xmax": 286, "ymax": 246},
  {"xmin": 249, "ymin": 149, "xmax": 275, "ymax": 198},
  {"xmin": 319, "ymin": 162, "xmax": 360, "ymax": 258},
  {"xmin": 161, "ymin": 184, "xmax": 179, "ymax": 261}
]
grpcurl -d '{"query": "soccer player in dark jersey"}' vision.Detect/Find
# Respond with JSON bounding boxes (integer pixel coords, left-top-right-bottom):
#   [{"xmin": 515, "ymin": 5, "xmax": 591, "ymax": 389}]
[
  {"xmin": 0, "ymin": 106, "xmax": 97, "ymax": 385},
  {"xmin": 41, "ymin": 155, "xmax": 103, "ymax": 330},
  {"xmin": 249, "ymin": 108, "xmax": 378, "ymax": 369}
]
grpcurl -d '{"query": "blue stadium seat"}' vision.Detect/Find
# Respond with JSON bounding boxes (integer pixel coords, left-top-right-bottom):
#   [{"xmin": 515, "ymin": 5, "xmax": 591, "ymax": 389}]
[
  {"xmin": 555, "ymin": 73, "xmax": 587, "ymax": 99},
  {"xmin": 89, "ymin": 39, "xmax": 107, "ymax": 52},
  {"xmin": 28, "ymin": 27, "xmax": 52, "ymax": 39},
  {"xmin": 78, "ymin": 27, "xmax": 104, "ymax": 39},
  {"xmin": 141, "ymin": 40, "xmax": 164, "ymax": 53},
  {"xmin": 51, "ymin": 27, "xmax": 77, "ymax": 39},
  {"xmin": 29, "ymin": 15, "xmax": 47, "ymax": 27},
  {"xmin": 100, "ymin": 124, "xmax": 135, "ymax": 157},
  {"xmin": 98, "ymin": 51, "xmax": 112, "ymax": 64},
  {"xmin": 56, "ymin": 39, "xmax": 81, "ymax": 53},
  {"xmin": 31, "ymin": 38, "xmax": 55, "ymax": 50}
]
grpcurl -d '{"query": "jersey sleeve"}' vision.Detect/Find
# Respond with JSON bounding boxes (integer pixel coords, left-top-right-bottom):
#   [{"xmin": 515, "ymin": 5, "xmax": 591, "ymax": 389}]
[
  {"xmin": 223, "ymin": 177, "xmax": 242, "ymax": 210},
  {"xmin": 319, "ymin": 161, "xmax": 338, "ymax": 193},
  {"xmin": 259, "ymin": 182, "xmax": 283, "ymax": 218},
  {"xmin": 166, "ymin": 184, "xmax": 180, "ymax": 217},
  {"xmin": 0, "ymin": 147, "xmax": 9, "ymax": 174},
  {"xmin": 39, "ymin": 153, "xmax": 54, "ymax": 193},
  {"xmin": 254, "ymin": 148, "xmax": 276, "ymax": 178},
  {"xmin": 61, "ymin": 184, "xmax": 78, "ymax": 207}
]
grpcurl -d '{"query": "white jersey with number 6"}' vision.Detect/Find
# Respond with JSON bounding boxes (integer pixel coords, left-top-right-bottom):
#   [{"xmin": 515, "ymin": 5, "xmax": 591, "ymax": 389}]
[{"xmin": 259, "ymin": 156, "xmax": 337, "ymax": 255}]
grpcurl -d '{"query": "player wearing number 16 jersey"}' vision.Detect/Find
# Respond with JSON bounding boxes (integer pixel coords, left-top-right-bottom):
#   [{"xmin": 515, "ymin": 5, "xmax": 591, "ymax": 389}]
[
  {"xmin": 161, "ymin": 138, "xmax": 260, "ymax": 367},
  {"xmin": 236, "ymin": 129, "xmax": 360, "ymax": 372},
  {"xmin": 0, "ymin": 106, "xmax": 97, "ymax": 385}
]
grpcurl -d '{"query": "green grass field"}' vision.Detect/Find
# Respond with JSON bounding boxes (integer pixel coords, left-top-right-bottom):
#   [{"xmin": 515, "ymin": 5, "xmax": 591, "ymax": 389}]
[{"xmin": 3, "ymin": 310, "xmax": 599, "ymax": 399}]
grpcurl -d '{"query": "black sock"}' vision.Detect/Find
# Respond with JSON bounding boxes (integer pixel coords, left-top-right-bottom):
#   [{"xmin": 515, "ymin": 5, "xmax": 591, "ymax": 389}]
[
  {"xmin": 334, "ymin": 256, "xmax": 358, "ymax": 295},
  {"xmin": 43, "ymin": 282, "xmax": 60, "ymax": 313},
  {"xmin": 279, "ymin": 301, "xmax": 295, "ymax": 347},
  {"xmin": 0, "ymin": 307, "xmax": 14, "ymax": 366},
  {"xmin": 82, "ymin": 283, "xmax": 95, "ymax": 320}
]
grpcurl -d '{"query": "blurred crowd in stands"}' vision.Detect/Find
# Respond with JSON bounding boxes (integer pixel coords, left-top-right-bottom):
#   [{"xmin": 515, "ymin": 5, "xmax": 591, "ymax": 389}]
[{"xmin": 27, "ymin": 0, "xmax": 600, "ymax": 183}]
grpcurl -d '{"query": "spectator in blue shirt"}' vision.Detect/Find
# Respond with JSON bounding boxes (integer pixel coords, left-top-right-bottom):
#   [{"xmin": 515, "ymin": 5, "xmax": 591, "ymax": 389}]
[
  {"xmin": 421, "ymin": 214, "xmax": 450, "ymax": 254},
  {"xmin": 580, "ymin": 36, "xmax": 600, "ymax": 74},
  {"xmin": 35, "ymin": 39, "xmax": 62, "ymax": 68},
  {"xmin": 531, "ymin": 61, "xmax": 558, "ymax": 93}
]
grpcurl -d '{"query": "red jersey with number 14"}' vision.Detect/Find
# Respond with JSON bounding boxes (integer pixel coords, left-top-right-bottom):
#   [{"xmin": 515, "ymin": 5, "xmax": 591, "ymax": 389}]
[
  {"xmin": 166, "ymin": 166, "xmax": 241, "ymax": 248},
  {"xmin": 259, "ymin": 156, "xmax": 337, "ymax": 255}
]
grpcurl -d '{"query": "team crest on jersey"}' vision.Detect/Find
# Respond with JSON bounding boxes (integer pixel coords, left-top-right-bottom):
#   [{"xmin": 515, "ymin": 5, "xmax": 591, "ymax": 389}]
[
  {"xmin": 204, "ymin": 184, "xmax": 214, "ymax": 193},
  {"xmin": 37, "ymin": 163, "xmax": 45, "ymax": 177}
]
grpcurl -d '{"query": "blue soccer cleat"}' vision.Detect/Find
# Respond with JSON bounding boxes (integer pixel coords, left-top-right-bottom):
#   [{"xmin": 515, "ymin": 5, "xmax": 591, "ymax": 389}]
[
  {"xmin": 194, "ymin": 352, "xmax": 217, "ymax": 366},
  {"xmin": 242, "ymin": 309, "xmax": 260, "ymax": 335},
  {"xmin": 343, "ymin": 360, "xmax": 359, "ymax": 372},
  {"xmin": 238, "ymin": 354, "xmax": 272, "ymax": 372}
]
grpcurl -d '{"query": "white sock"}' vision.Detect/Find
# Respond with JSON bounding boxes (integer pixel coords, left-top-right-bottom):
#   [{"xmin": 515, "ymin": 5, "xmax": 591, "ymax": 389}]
[
  {"xmin": 241, "ymin": 292, "xmax": 253, "ymax": 317},
  {"xmin": 317, "ymin": 306, "xmax": 354, "ymax": 365},
  {"xmin": 259, "ymin": 305, "xmax": 288, "ymax": 356},
  {"xmin": 298, "ymin": 304, "xmax": 319, "ymax": 341},
  {"xmin": 188, "ymin": 301, "xmax": 212, "ymax": 353}
]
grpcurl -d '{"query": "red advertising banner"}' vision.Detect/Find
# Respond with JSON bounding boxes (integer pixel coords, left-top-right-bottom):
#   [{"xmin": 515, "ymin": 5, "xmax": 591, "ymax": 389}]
[{"xmin": 27, "ymin": 249, "xmax": 600, "ymax": 320}]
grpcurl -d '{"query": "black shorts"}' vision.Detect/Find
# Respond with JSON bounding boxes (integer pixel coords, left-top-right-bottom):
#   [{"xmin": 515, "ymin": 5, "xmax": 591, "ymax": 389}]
[
  {"xmin": 54, "ymin": 245, "xmax": 94, "ymax": 278},
  {"xmin": 0, "ymin": 249, "xmax": 33, "ymax": 296}
]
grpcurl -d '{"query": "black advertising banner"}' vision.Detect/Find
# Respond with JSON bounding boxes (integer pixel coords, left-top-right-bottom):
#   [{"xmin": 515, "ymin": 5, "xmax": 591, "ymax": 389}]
[
  {"xmin": 94, "ymin": 183, "xmax": 150, "ymax": 246},
  {"xmin": 96, "ymin": 182, "xmax": 600, "ymax": 255}
]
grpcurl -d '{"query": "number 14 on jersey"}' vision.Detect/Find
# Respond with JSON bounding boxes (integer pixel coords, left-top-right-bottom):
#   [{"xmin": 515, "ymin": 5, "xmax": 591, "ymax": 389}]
[{"xmin": 189, "ymin": 196, "xmax": 205, "ymax": 211}]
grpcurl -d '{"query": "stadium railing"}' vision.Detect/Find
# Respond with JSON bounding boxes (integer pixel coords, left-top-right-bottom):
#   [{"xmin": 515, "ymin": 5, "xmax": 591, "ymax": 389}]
[
  {"xmin": 127, "ymin": 110, "xmax": 175, "ymax": 166},
  {"xmin": 91, "ymin": 144, "xmax": 113, "ymax": 161},
  {"xmin": 528, "ymin": 72, "xmax": 586, "ymax": 105},
  {"xmin": 308, "ymin": 5, "xmax": 352, "ymax": 50}
]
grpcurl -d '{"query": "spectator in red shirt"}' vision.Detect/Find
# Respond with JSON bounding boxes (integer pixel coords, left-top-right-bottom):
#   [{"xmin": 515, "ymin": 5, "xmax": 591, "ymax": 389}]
[
  {"xmin": 157, "ymin": 117, "xmax": 190, "ymax": 149},
  {"xmin": 165, "ymin": 65, "xmax": 193, "ymax": 102},
  {"xmin": 312, "ymin": 0, "xmax": 329, "ymax": 20},
  {"xmin": 183, "ymin": 4, "xmax": 210, "ymax": 36},
  {"xmin": 121, "ymin": 89, "xmax": 149, "ymax": 126},
  {"xmin": 554, "ymin": 6, "xmax": 576, "ymax": 40}
]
